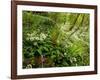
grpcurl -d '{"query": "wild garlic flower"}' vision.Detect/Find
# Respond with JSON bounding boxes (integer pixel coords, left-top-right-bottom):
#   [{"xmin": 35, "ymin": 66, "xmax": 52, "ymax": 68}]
[
  {"xmin": 27, "ymin": 32, "xmax": 47, "ymax": 41},
  {"xmin": 39, "ymin": 33, "xmax": 47, "ymax": 40}
]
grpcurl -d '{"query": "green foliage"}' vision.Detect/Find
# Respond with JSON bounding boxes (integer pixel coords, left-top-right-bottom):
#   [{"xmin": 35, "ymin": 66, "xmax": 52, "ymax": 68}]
[{"xmin": 22, "ymin": 11, "xmax": 90, "ymax": 68}]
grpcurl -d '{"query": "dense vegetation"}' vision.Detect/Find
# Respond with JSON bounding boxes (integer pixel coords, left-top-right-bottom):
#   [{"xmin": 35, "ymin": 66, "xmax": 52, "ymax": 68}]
[{"xmin": 22, "ymin": 11, "xmax": 90, "ymax": 69}]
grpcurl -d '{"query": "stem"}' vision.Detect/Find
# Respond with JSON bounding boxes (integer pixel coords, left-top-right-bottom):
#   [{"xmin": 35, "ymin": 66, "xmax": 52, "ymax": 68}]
[{"xmin": 41, "ymin": 55, "xmax": 44, "ymax": 68}]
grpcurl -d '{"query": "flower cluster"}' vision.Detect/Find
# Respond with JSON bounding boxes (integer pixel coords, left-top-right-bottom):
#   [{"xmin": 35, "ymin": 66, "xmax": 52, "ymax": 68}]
[{"xmin": 27, "ymin": 32, "xmax": 47, "ymax": 41}]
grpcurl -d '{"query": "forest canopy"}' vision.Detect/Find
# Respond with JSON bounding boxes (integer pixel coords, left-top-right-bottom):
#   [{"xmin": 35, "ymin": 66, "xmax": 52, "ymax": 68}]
[{"xmin": 22, "ymin": 11, "xmax": 90, "ymax": 69}]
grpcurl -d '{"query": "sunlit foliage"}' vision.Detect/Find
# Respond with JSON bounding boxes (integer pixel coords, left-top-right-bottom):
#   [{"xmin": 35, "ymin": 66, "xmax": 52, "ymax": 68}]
[{"xmin": 22, "ymin": 11, "xmax": 90, "ymax": 68}]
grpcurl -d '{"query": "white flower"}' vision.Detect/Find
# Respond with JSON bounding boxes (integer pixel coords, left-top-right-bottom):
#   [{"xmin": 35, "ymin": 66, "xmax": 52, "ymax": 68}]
[
  {"xmin": 30, "ymin": 37, "xmax": 35, "ymax": 41},
  {"xmin": 35, "ymin": 37, "xmax": 39, "ymax": 40},
  {"xmin": 27, "ymin": 32, "xmax": 47, "ymax": 41},
  {"xmin": 39, "ymin": 33, "xmax": 47, "ymax": 41},
  {"xmin": 26, "ymin": 64, "xmax": 32, "ymax": 69},
  {"xmin": 40, "ymin": 33, "xmax": 47, "ymax": 39}
]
